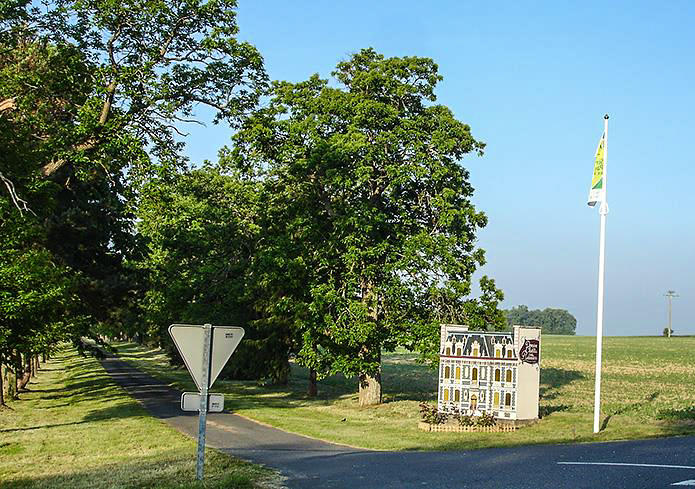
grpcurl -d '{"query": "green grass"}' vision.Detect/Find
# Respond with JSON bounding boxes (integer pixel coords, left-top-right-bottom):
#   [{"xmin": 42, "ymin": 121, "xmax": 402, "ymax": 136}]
[
  {"xmin": 0, "ymin": 347, "xmax": 280, "ymax": 489},
  {"xmin": 111, "ymin": 336, "xmax": 695, "ymax": 451}
]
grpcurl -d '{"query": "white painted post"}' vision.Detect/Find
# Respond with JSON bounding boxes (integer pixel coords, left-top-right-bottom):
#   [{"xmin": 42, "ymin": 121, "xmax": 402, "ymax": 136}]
[
  {"xmin": 196, "ymin": 323, "xmax": 212, "ymax": 480},
  {"xmin": 593, "ymin": 115, "xmax": 609, "ymax": 434}
]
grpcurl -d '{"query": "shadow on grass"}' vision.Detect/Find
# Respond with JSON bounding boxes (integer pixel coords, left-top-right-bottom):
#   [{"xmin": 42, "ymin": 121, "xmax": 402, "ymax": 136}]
[
  {"xmin": 15, "ymin": 370, "xmax": 125, "ymax": 407},
  {"xmin": 224, "ymin": 353, "xmax": 439, "ymax": 411},
  {"xmin": 600, "ymin": 391, "xmax": 660, "ymax": 431},
  {"xmin": 539, "ymin": 404, "xmax": 571, "ymax": 418},
  {"xmin": 0, "ymin": 402, "xmax": 147, "ymax": 433},
  {"xmin": 657, "ymin": 406, "xmax": 695, "ymax": 422},
  {"xmin": 536, "ymin": 368, "xmax": 585, "ymax": 419},
  {"xmin": 3, "ymin": 355, "xmax": 155, "ymax": 434},
  {"xmin": 539, "ymin": 368, "xmax": 585, "ymax": 402},
  {"xmin": 3, "ymin": 449, "xmax": 262, "ymax": 489}
]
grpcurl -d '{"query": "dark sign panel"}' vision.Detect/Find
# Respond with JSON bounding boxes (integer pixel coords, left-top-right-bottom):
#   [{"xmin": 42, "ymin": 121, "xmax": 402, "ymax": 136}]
[{"xmin": 519, "ymin": 339, "xmax": 540, "ymax": 364}]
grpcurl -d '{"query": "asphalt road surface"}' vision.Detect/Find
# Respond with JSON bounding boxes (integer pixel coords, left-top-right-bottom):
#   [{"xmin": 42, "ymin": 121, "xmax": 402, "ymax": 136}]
[{"xmin": 100, "ymin": 355, "xmax": 695, "ymax": 489}]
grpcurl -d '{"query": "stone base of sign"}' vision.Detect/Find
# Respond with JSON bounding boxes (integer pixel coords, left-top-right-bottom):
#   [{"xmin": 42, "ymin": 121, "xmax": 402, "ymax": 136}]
[{"xmin": 418, "ymin": 419, "xmax": 537, "ymax": 433}]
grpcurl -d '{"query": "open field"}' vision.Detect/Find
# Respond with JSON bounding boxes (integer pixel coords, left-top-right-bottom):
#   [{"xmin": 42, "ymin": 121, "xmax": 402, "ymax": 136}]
[
  {"xmin": 112, "ymin": 335, "xmax": 695, "ymax": 451},
  {"xmin": 0, "ymin": 348, "xmax": 278, "ymax": 489}
]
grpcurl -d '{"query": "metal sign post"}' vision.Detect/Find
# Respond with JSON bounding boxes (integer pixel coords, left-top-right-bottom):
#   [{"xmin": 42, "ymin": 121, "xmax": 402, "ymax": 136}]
[
  {"xmin": 196, "ymin": 323, "xmax": 212, "ymax": 480},
  {"xmin": 168, "ymin": 323, "xmax": 245, "ymax": 481}
]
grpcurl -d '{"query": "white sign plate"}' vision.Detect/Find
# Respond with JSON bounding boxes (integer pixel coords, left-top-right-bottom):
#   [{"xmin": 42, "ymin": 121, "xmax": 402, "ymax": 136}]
[
  {"xmin": 181, "ymin": 392, "xmax": 225, "ymax": 413},
  {"xmin": 169, "ymin": 324, "xmax": 245, "ymax": 390}
]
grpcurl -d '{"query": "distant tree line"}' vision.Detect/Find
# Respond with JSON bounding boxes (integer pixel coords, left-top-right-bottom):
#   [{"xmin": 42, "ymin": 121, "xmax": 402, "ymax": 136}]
[
  {"xmin": 0, "ymin": 0, "xmax": 507, "ymax": 406},
  {"xmin": 504, "ymin": 305, "xmax": 577, "ymax": 335}
]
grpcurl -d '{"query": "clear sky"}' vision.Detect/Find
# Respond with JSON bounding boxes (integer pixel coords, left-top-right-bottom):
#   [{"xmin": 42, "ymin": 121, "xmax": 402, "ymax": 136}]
[{"xmin": 183, "ymin": 1, "xmax": 695, "ymax": 336}]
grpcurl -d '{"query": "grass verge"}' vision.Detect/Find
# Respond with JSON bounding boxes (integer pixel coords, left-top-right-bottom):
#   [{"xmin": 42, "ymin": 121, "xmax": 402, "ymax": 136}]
[
  {"xmin": 111, "ymin": 335, "xmax": 695, "ymax": 451},
  {"xmin": 0, "ymin": 346, "xmax": 280, "ymax": 489}
]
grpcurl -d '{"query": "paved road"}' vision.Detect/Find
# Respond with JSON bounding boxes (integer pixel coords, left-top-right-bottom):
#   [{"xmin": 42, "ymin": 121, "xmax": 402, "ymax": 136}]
[{"xmin": 101, "ymin": 355, "xmax": 695, "ymax": 489}]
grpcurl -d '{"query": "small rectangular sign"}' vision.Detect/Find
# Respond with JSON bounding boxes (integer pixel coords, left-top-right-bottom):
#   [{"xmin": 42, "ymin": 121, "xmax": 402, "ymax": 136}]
[
  {"xmin": 519, "ymin": 339, "xmax": 540, "ymax": 364},
  {"xmin": 181, "ymin": 392, "xmax": 225, "ymax": 413}
]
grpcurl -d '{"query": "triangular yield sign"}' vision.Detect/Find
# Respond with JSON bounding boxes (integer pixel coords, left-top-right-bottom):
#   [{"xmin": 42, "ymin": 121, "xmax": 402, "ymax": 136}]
[
  {"xmin": 209, "ymin": 326, "xmax": 244, "ymax": 388},
  {"xmin": 168, "ymin": 324, "xmax": 245, "ymax": 390}
]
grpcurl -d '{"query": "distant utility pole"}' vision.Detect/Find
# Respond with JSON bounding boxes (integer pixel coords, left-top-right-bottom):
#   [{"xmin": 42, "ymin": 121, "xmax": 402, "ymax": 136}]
[{"xmin": 664, "ymin": 290, "xmax": 679, "ymax": 338}]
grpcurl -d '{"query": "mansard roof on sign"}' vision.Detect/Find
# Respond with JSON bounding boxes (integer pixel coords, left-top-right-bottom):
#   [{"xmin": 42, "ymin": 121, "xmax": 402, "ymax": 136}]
[{"xmin": 442, "ymin": 330, "xmax": 517, "ymax": 360}]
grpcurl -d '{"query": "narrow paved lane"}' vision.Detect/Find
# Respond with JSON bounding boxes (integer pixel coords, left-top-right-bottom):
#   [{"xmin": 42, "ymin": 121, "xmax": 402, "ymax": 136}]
[{"xmin": 101, "ymin": 355, "xmax": 695, "ymax": 489}]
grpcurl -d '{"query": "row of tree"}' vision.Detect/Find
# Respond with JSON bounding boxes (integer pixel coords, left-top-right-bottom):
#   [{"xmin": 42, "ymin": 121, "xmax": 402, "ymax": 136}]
[
  {"xmin": 503, "ymin": 305, "xmax": 577, "ymax": 335},
  {"xmin": 0, "ymin": 0, "xmax": 266, "ymax": 403},
  {"xmin": 1, "ymin": 0, "xmax": 506, "ymax": 406}
]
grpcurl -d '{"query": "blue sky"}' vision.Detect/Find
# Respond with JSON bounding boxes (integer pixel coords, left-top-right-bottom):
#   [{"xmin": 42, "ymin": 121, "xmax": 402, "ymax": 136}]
[{"xmin": 184, "ymin": 1, "xmax": 695, "ymax": 335}]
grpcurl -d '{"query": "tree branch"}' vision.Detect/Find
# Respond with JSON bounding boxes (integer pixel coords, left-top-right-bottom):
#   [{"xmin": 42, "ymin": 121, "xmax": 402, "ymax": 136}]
[
  {"xmin": 0, "ymin": 97, "xmax": 16, "ymax": 113},
  {"xmin": 99, "ymin": 25, "xmax": 122, "ymax": 125},
  {"xmin": 42, "ymin": 25, "xmax": 122, "ymax": 178},
  {"xmin": 99, "ymin": 81, "xmax": 116, "ymax": 125},
  {"xmin": 0, "ymin": 171, "xmax": 34, "ymax": 215},
  {"xmin": 41, "ymin": 139, "xmax": 95, "ymax": 177},
  {"xmin": 159, "ymin": 15, "xmax": 192, "ymax": 59}
]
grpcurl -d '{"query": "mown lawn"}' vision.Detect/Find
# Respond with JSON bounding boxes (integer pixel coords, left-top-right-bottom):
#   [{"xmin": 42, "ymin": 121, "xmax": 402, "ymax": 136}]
[
  {"xmin": 112, "ymin": 335, "xmax": 695, "ymax": 451},
  {"xmin": 0, "ymin": 347, "xmax": 280, "ymax": 489}
]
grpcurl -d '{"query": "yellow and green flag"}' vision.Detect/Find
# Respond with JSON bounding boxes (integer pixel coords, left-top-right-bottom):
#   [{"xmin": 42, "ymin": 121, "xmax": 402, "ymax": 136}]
[{"xmin": 587, "ymin": 133, "xmax": 605, "ymax": 206}]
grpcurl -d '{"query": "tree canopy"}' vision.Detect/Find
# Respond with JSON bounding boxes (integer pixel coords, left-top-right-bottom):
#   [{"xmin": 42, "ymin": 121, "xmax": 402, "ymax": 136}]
[
  {"xmin": 0, "ymin": 0, "xmax": 268, "ymax": 396},
  {"xmin": 1, "ymin": 0, "xmax": 506, "ymax": 406},
  {"xmin": 504, "ymin": 305, "xmax": 577, "ymax": 335},
  {"xmin": 231, "ymin": 48, "xmax": 502, "ymax": 404}
]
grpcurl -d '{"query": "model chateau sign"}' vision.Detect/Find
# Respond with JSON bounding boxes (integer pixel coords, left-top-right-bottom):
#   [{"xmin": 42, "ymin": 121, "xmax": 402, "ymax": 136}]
[{"xmin": 437, "ymin": 324, "xmax": 541, "ymax": 421}]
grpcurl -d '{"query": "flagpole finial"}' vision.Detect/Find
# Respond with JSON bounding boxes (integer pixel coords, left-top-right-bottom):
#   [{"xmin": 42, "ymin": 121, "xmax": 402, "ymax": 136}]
[{"xmin": 604, "ymin": 114, "xmax": 609, "ymax": 120}]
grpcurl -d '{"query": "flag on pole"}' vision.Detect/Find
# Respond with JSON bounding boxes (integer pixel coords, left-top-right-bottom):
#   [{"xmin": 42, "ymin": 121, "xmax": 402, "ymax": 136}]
[
  {"xmin": 588, "ymin": 133, "xmax": 605, "ymax": 206},
  {"xmin": 591, "ymin": 115, "xmax": 609, "ymax": 434}
]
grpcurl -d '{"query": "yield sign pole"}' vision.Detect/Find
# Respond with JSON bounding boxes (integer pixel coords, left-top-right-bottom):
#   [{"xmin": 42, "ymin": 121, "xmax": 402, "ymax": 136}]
[
  {"xmin": 168, "ymin": 323, "xmax": 245, "ymax": 481},
  {"xmin": 196, "ymin": 323, "xmax": 212, "ymax": 480}
]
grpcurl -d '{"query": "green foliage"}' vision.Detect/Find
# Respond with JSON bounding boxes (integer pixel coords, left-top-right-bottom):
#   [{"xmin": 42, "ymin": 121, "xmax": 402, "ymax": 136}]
[
  {"xmin": 0, "ymin": 0, "xmax": 266, "ymax": 361},
  {"xmin": 462, "ymin": 276, "xmax": 507, "ymax": 331},
  {"xmin": 0, "ymin": 239, "xmax": 78, "ymax": 358},
  {"xmin": 136, "ymin": 167, "xmax": 291, "ymax": 382},
  {"xmin": 232, "ymin": 48, "xmax": 497, "ymax": 389},
  {"xmin": 452, "ymin": 408, "xmax": 475, "ymax": 427},
  {"xmin": 504, "ymin": 305, "xmax": 577, "ymax": 335},
  {"xmin": 476, "ymin": 411, "xmax": 496, "ymax": 427},
  {"xmin": 419, "ymin": 402, "xmax": 448, "ymax": 425},
  {"xmin": 662, "ymin": 327, "xmax": 673, "ymax": 337}
]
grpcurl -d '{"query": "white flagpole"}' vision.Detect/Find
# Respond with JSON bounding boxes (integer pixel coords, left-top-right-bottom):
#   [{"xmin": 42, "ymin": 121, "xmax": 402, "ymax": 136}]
[{"xmin": 593, "ymin": 114, "xmax": 609, "ymax": 433}]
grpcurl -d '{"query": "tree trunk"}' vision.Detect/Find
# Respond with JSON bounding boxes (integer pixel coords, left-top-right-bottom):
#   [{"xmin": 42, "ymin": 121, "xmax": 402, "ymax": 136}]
[
  {"xmin": 358, "ymin": 278, "xmax": 383, "ymax": 407},
  {"xmin": 16, "ymin": 352, "xmax": 31, "ymax": 392},
  {"xmin": 30, "ymin": 353, "xmax": 36, "ymax": 377},
  {"xmin": 358, "ymin": 347, "xmax": 382, "ymax": 407},
  {"xmin": 0, "ymin": 355, "xmax": 5, "ymax": 406},
  {"xmin": 308, "ymin": 368, "xmax": 318, "ymax": 397},
  {"xmin": 6, "ymin": 354, "xmax": 17, "ymax": 400},
  {"xmin": 358, "ymin": 368, "xmax": 382, "ymax": 407}
]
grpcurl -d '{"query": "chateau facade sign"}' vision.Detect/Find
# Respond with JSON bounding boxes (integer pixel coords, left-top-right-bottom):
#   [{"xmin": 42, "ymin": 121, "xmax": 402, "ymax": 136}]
[{"xmin": 437, "ymin": 324, "xmax": 541, "ymax": 421}]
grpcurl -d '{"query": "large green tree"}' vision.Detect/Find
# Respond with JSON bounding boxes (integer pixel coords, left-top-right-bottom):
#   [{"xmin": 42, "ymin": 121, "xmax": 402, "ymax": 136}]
[
  {"xmin": 0, "ymin": 0, "xmax": 267, "ymax": 373},
  {"xmin": 233, "ymin": 49, "xmax": 500, "ymax": 405}
]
